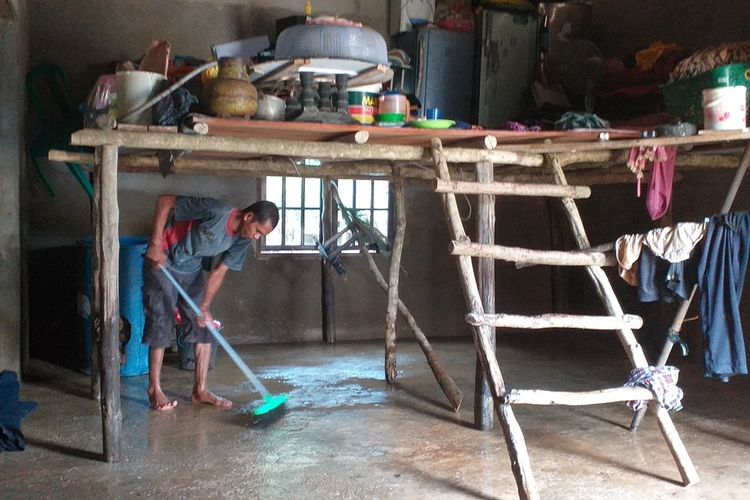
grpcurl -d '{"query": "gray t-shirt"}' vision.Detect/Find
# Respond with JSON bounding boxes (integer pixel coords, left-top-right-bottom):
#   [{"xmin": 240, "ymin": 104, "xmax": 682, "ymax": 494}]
[{"xmin": 161, "ymin": 196, "xmax": 251, "ymax": 274}]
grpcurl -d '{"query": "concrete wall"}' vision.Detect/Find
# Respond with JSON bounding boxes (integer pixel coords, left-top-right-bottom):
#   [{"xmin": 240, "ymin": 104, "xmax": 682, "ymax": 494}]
[
  {"xmin": 591, "ymin": 0, "xmax": 750, "ymax": 59},
  {"xmin": 0, "ymin": 0, "xmax": 27, "ymax": 373}
]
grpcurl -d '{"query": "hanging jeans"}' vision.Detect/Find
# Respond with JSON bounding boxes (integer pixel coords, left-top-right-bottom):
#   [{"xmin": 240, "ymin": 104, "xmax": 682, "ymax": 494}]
[{"xmin": 697, "ymin": 212, "xmax": 750, "ymax": 380}]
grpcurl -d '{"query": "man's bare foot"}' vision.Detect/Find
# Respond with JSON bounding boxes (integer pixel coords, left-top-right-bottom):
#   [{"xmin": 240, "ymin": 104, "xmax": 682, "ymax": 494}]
[
  {"xmin": 147, "ymin": 388, "xmax": 178, "ymax": 411},
  {"xmin": 192, "ymin": 389, "xmax": 233, "ymax": 410}
]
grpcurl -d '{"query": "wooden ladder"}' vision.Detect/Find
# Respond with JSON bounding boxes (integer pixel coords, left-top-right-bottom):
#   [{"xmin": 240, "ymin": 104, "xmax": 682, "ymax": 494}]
[{"xmin": 429, "ymin": 138, "xmax": 699, "ymax": 500}]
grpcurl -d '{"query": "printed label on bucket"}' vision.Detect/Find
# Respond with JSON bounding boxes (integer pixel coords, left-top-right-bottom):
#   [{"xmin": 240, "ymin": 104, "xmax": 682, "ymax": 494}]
[
  {"xmin": 702, "ymin": 86, "xmax": 748, "ymax": 131},
  {"xmin": 348, "ymin": 91, "xmax": 379, "ymax": 124}
]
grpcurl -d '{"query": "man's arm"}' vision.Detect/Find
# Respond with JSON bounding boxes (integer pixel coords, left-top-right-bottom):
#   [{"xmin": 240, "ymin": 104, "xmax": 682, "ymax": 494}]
[
  {"xmin": 198, "ymin": 262, "xmax": 230, "ymax": 325},
  {"xmin": 144, "ymin": 195, "xmax": 176, "ymax": 266}
]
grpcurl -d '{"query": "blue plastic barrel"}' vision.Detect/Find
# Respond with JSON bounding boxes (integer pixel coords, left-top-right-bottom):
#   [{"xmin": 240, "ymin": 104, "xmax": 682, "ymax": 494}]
[{"xmin": 78, "ymin": 236, "xmax": 149, "ymax": 377}]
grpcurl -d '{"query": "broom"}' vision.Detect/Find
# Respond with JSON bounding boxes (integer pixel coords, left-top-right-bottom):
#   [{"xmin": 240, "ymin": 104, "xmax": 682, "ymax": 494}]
[{"xmin": 159, "ymin": 265, "xmax": 288, "ymax": 417}]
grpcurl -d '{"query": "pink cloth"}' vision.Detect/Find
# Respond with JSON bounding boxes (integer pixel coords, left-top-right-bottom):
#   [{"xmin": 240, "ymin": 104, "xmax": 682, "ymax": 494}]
[
  {"xmin": 646, "ymin": 146, "xmax": 677, "ymax": 220},
  {"xmin": 626, "ymin": 145, "xmax": 678, "ymax": 220}
]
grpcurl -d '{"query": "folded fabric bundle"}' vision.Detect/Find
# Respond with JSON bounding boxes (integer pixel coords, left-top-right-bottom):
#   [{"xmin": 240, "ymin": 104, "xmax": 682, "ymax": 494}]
[{"xmin": 624, "ymin": 365, "xmax": 683, "ymax": 412}]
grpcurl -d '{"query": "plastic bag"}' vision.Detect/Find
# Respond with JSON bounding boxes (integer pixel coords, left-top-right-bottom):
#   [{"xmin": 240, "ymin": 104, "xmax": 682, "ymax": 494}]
[
  {"xmin": 153, "ymin": 87, "xmax": 198, "ymax": 126},
  {"xmin": 84, "ymin": 74, "xmax": 117, "ymax": 128}
]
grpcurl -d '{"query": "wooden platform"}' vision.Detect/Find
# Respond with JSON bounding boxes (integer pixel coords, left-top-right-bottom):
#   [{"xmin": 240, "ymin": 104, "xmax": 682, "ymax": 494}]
[{"xmin": 188, "ymin": 115, "xmax": 644, "ymax": 147}]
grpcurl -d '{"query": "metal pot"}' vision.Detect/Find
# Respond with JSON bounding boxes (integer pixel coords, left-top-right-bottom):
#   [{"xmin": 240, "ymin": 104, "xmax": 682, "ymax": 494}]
[{"xmin": 255, "ymin": 94, "xmax": 286, "ymax": 121}]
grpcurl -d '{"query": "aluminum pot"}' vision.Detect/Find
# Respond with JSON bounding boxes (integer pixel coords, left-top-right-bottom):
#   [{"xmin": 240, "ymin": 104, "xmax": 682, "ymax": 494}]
[{"xmin": 255, "ymin": 94, "xmax": 286, "ymax": 121}]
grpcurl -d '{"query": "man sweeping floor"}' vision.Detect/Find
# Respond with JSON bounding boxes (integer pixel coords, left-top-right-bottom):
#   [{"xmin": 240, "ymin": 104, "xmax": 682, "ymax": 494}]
[{"xmin": 142, "ymin": 194, "xmax": 279, "ymax": 411}]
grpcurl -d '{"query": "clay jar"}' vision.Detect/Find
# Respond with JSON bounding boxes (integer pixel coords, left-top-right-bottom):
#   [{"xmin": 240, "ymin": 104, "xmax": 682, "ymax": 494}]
[{"xmin": 202, "ymin": 57, "xmax": 258, "ymax": 118}]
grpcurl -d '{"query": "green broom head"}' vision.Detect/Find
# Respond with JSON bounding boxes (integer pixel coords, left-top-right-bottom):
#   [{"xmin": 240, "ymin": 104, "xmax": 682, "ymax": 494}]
[{"xmin": 253, "ymin": 394, "xmax": 288, "ymax": 417}]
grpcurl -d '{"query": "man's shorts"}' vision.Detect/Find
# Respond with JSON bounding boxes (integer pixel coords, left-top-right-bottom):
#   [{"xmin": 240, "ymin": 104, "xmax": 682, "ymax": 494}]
[{"xmin": 141, "ymin": 263, "xmax": 213, "ymax": 348}]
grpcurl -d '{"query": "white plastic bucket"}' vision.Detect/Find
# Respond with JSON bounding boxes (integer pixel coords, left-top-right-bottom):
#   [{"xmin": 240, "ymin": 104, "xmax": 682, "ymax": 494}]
[
  {"xmin": 702, "ymin": 86, "xmax": 747, "ymax": 131},
  {"xmin": 116, "ymin": 70, "xmax": 167, "ymax": 125}
]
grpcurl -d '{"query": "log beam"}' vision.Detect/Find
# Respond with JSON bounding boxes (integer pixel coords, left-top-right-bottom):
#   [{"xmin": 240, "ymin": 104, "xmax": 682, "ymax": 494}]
[
  {"xmin": 466, "ymin": 312, "xmax": 643, "ymax": 330},
  {"xmin": 51, "ymin": 149, "xmax": 742, "ymax": 187},
  {"xmin": 506, "ymin": 387, "xmax": 655, "ymax": 406},
  {"xmin": 434, "ymin": 179, "xmax": 591, "ymax": 198},
  {"xmin": 330, "ymin": 130, "xmax": 369, "ymax": 144},
  {"xmin": 451, "ymin": 241, "xmax": 616, "ymax": 267},
  {"xmin": 70, "ymin": 129, "xmax": 545, "ymax": 166},
  {"xmin": 453, "ymin": 135, "xmax": 498, "ymax": 150},
  {"xmin": 496, "ymin": 129, "xmax": 750, "ymax": 154}
]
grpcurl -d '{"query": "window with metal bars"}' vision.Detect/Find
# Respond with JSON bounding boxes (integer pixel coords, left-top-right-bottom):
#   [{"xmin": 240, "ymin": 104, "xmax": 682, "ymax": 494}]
[{"xmin": 263, "ymin": 177, "xmax": 390, "ymax": 252}]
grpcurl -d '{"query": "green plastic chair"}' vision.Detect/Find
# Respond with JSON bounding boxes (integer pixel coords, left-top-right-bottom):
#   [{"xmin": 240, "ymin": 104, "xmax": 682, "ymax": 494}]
[{"xmin": 26, "ymin": 63, "xmax": 94, "ymax": 199}]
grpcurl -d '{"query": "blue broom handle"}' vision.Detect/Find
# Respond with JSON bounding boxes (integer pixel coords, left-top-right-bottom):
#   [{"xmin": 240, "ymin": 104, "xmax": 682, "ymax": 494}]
[{"xmin": 159, "ymin": 265, "xmax": 270, "ymax": 397}]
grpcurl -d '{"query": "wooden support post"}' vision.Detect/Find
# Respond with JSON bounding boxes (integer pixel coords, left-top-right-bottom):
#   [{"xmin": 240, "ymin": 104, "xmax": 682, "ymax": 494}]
[
  {"xmin": 95, "ymin": 145, "xmax": 121, "ymax": 463},
  {"xmin": 321, "ymin": 179, "xmax": 336, "ymax": 343},
  {"xmin": 385, "ymin": 167, "xmax": 406, "ymax": 383},
  {"xmin": 358, "ymin": 244, "xmax": 463, "ymax": 411},
  {"xmin": 654, "ymin": 406, "xmax": 700, "ymax": 486},
  {"xmin": 547, "ymin": 153, "xmax": 698, "ymax": 487},
  {"xmin": 475, "ymin": 161, "xmax": 495, "ymax": 431},
  {"xmin": 431, "ymin": 138, "xmax": 538, "ymax": 500},
  {"xmin": 496, "ymin": 402, "xmax": 538, "ymax": 500},
  {"xmin": 90, "ymin": 152, "xmax": 101, "ymax": 401}
]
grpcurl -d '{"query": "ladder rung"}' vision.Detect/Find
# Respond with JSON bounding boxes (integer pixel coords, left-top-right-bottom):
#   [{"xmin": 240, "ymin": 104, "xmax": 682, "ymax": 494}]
[
  {"xmin": 451, "ymin": 241, "xmax": 616, "ymax": 267},
  {"xmin": 506, "ymin": 387, "xmax": 654, "ymax": 406},
  {"xmin": 466, "ymin": 312, "xmax": 643, "ymax": 330},
  {"xmin": 433, "ymin": 178, "xmax": 591, "ymax": 199}
]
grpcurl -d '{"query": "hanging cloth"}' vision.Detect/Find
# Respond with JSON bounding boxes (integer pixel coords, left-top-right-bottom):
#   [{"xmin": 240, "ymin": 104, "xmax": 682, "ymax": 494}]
[
  {"xmin": 646, "ymin": 146, "xmax": 677, "ymax": 220},
  {"xmin": 615, "ymin": 221, "xmax": 706, "ymax": 286},
  {"xmin": 626, "ymin": 145, "xmax": 678, "ymax": 220},
  {"xmin": 697, "ymin": 212, "xmax": 750, "ymax": 381}
]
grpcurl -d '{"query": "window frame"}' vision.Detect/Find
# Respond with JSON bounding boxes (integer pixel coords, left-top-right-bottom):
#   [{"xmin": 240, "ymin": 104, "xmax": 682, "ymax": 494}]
[{"xmin": 259, "ymin": 176, "xmax": 392, "ymax": 256}]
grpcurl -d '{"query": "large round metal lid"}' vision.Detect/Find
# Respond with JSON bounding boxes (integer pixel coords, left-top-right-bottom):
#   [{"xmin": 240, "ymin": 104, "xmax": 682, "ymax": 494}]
[{"xmin": 275, "ymin": 24, "xmax": 389, "ymax": 66}]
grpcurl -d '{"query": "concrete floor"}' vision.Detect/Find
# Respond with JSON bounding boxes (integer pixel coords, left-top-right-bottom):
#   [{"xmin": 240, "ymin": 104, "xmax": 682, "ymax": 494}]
[{"xmin": 3, "ymin": 336, "xmax": 750, "ymax": 499}]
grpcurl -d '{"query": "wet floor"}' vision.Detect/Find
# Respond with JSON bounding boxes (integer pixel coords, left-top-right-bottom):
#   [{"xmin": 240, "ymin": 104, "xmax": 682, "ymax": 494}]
[{"xmin": 3, "ymin": 337, "xmax": 750, "ymax": 499}]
